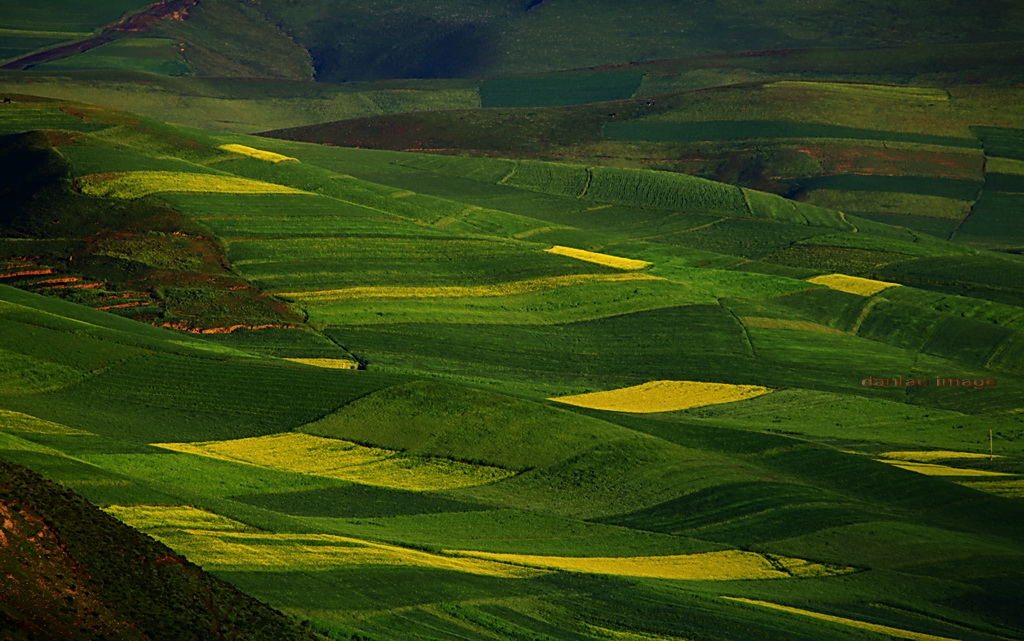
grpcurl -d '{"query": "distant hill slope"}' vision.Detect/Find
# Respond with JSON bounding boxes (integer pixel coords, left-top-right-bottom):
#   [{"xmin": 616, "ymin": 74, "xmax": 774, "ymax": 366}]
[
  {"xmin": 251, "ymin": 0, "xmax": 1024, "ymax": 81},
  {"xmin": 0, "ymin": 458, "xmax": 325, "ymax": 641},
  {"xmin": 5, "ymin": 0, "xmax": 1024, "ymax": 82},
  {"xmin": 261, "ymin": 78, "xmax": 1024, "ymax": 250}
]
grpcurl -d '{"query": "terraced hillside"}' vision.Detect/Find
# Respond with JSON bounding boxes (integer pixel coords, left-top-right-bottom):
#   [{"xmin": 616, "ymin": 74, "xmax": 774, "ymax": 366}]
[
  {"xmin": 264, "ymin": 78, "xmax": 1024, "ymax": 252},
  {"xmin": 1, "ymin": 97, "xmax": 1023, "ymax": 640}
]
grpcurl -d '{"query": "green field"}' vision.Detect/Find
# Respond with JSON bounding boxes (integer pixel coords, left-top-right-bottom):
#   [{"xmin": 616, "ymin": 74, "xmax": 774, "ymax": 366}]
[
  {"xmin": 604, "ymin": 120, "xmax": 982, "ymax": 148},
  {"xmin": 479, "ymin": 72, "xmax": 644, "ymax": 108},
  {"xmin": 2, "ymin": 19, "xmax": 1024, "ymax": 641}
]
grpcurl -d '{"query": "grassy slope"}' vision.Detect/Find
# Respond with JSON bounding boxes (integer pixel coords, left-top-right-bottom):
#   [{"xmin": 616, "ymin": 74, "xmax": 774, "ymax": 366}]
[
  {"xmin": 249, "ymin": 0, "xmax": 1024, "ymax": 81},
  {"xmin": 2, "ymin": 284, "xmax": 1022, "ymax": 640},
  {"xmin": 261, "ymin": 76, "xmax": 1024, "ymax": 252},
  {"xmin": 1, "ymin": 99, "xmax": 1023, "ymax": 639}
]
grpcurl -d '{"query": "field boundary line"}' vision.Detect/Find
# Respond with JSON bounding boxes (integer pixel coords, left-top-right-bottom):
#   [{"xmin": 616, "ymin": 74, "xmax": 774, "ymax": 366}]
[
  {"xmin": 848, "ymin": 295, "xmax": 886, "ymax": 335},
  {"xmin": 721, "ymin": 301, "xmax": 757, "ymax": 358},
  {"xmin": 498, "ymin": 163, "xmax": 519, "ymax": 185},
  {"xmin": 578, "ymin": 167, "xmax": 594, "ymax": 199},
  {"xmin": 982, "ymin": 332, "xmax": 1017, "ymax": 370}
]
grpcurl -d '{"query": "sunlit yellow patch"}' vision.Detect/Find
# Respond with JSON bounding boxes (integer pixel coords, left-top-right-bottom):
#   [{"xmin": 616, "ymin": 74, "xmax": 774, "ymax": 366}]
[
  {"xmin": 280, "ymin": 272, "xmax": 663, "ymax": 302},
  {"xmin": 880, "ymin": 450, "xmax": 1000, "ymax": 462},
  {"xmin": 149, "ymin": 529, "xmax": 541, "ymax": 576},
  {"xmin": 217, "ymin": 144, "xmax": 298, "ymax": 163},
  {"xmin": 877, "ymin": 459, "xmax": 1011, "ymax": 477},
  {"xmin": 103, "ymin": 504, "xmax": 257, "ymax": 532},
  {"xmin": 545, "ymin": 246, "xmax": 652, "ymax": 270},
  {"xmin": 722, "ymin": 597, "xmax": 961, "ymax": 641},
  {"xmin": 446, "ymin": 549, "xmax": 850, "ymax": 580},
  {"xmin": 958, "ymin": 479, "xmax": 1024, "ymax": 499},
  {"xmin": 584, "ymin": 624, "xmax": 687, "ymax": 641},
  {"xmin": 768, "ymin": 81, "xmax": 948, "ymax": 101},
  {"xmin": 155, "ymin": 432, "xmax": 514, "ymax": 490},
  {"xmin": 77, "ymin": 171, "xmax": 306, "ymax": 199},
  {"xmin": 549, "ymin": 380, "xmax": 772, "ymax": 413},
  {"xmin": 0, "ymin": 408, "xmax": 88, "ymax": 434},
  {"xmin": 806, "ymin": 274, "xmax": 898, "ymax": 296},
  {"xmin": 284, "ymin": 357, "xmax": 361, "ymax": 370},
  {"xmin": 740, "ymin": 317, "xmax": 846, "ymax": 335}
]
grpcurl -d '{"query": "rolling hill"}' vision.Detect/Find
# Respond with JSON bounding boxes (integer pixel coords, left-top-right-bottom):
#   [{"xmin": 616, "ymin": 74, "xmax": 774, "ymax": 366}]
[
  {"xmin": 0, "ymin": 94, "xmax": 1023, "ymax": 639},
  {"xmin": 1, "ymin": 2, "xmax": 1023, "ymax": 639}
]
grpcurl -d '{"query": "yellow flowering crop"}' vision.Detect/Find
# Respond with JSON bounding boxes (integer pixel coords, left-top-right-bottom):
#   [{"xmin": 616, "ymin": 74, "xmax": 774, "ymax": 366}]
[
  {"xmin": 103, "ymin": 504, "xmax": 257, "ymax": 532},
  {"xmin": 544, "ymin": 246, "xmax": 652, "ymax": 270},
  {"xmin": 217, "ymin": 143, "xmax": 298, "ymax": 163},
  {"xmin": 0, "ymin": 408, "xmax": 88, "ymax": 434},
  {"xmin": 550, "ymin": 380, "xmax": 773, "ymax": 413},
  {"xmin": 768, "ymin": 81, "xmax": 949, "ymax": 101},
  {"xmin": 281, "ymin": 272, "xmax": 663, "ymax": 302},
  {"xmin": 806, "ymin": 274, "xmax": 898, "ymax": 296},
  {"xmin": 148, "ymin": 529, "xmax": 540, "ymax": 576},
  {"xmin": 77, "ymin": 171, "xmax": 306, "ymax": 199},
  {"xmin": 446, "ymin": 549, "xmax": 849, "ymax": 581},
  {"xmin": 877, "ymin": 459, "xmax": 1010, "ymax": 477},
  {"xmin": 585, "ymin": 625, "xmax": 686, "ymax": 641},
  {"xmin": 155, "ymin": 432, "xmax": 514, "ymax": 490},
  {"xmin": 722, "ymin": 598, "xmax": 960, "ymax": 641},
  {"xmin": 284, "ymin": 357, "xmax": 361, "ymax": 370},
  {"xmin": 958, "ymin": 479, "xmax": 1024, "ymax": 499},
  {"xmin": 880, "ymin": 450, "xmax": 1000, "ymax": 462},
  {"xmin": 740, "ymin": 316, "xmax": 846, "ymax": 335}
]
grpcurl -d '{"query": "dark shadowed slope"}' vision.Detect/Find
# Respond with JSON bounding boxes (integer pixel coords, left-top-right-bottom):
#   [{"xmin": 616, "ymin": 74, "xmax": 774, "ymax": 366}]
[{"xmin": 0, "ymin": 458, "xmax": 325, "ymax": 641}]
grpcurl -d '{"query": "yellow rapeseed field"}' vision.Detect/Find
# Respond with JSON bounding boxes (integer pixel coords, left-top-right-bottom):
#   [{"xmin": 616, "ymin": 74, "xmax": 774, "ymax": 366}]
[
  {"xmin": 103, "ymin": 504, "xmax": 257, "ymax": 532},
  {"xmin": 584, "ymin": 624, "xmax": 686, "ymax": 641},
  {"xmin": 544, "ymin": 246, "xmax": 652, "ymax": 270},
  {"xmin": 958, "ymin": 479, "xmax": 1024, "ymax": 499},
  {"xmin": 876, "ymin": 459, "xmax": 1010, "ymax": 477},
  {"xmin": 283, "ymin": 357, "xmax": 361, "ymax": 370},
  {"xmin": 445, "ymin": 549, "xmax": 848, "ymax": 581},
  {"xmin": 806, "ymin": 274, "xmax": 898, "ymax": 296},
  {"xmin": 281, "ymin": 272, "xmax": 663, "ymax": 302},
  {"xmin": 217, "ymin": 143, "xmax": 298, "ymax": 163},
  {"xmin": 0, "ymin": 408, "xmax": 88, "ymax": 434},
  {"xmin": 881, "ymin": 450, "xmax": 1000, "ymax": 462},
  {"xmin": 77, "ymin": 171, "xmax": 306, "ymax": 199},
  {"xmin": 149, "ymin": 529, "xmax": 541, "ymax": 577},
  {"xmin": 155, "ymin": 432, "xmax": 514, "ymax": 490},
  {"xmin": 550, "ymin": 380, "xmax": 773, "ymax": 413},
  {"xmin": 740, "ymin": 317, "xmax": 846, "ymax": 335},
  {"xmin": 721, "ymin": 598, "xmax": 961, "ymax": 641}
]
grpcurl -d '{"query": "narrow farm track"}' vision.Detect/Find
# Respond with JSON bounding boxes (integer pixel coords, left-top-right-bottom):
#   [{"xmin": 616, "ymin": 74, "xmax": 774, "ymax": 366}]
[{"xmin": 0, "ymin": 0, "xmax": 198, "ymax": 71}]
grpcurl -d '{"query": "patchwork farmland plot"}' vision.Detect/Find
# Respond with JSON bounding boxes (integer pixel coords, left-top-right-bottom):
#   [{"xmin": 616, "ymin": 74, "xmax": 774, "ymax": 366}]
[
  {"xmin": 550, "ymin": 381, "xmax": 773, "ymax": 413},
  {"xmin": 1, "ymin": 93, "xmax": 1024, "ymax": 641}
]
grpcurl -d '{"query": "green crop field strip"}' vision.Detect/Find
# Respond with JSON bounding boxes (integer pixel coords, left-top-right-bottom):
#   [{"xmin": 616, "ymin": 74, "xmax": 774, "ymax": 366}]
[{"xmin": 479, "ymin": 72, "xmax": 644, "ymax": 108}]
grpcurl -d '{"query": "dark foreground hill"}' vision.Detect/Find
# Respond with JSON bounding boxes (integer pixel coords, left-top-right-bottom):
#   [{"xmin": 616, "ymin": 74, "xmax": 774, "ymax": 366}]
[{"xmin": 0, "ymin": 458, "xmax": 324, "ymax": 641}]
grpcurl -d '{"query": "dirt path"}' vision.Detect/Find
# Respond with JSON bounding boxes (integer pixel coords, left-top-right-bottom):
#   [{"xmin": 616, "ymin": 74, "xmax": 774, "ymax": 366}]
[{"xmin": 1, "ymin": 0, "xmax": 198, "ymax": 71}]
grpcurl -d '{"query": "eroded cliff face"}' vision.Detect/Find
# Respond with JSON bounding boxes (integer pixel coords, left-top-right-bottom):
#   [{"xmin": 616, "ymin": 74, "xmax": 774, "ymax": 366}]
[
  {"xmin": 0, "ymin": 459, "xmax": 325, "ymax": 641},
  {"xmin": 0, "ymin": 476, "xmax": 148, "ymax": 640}
]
